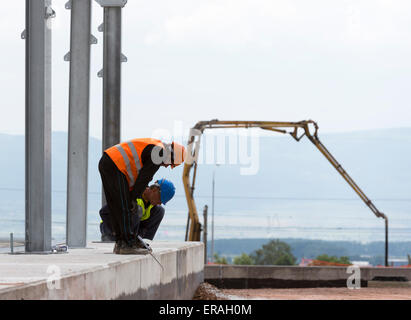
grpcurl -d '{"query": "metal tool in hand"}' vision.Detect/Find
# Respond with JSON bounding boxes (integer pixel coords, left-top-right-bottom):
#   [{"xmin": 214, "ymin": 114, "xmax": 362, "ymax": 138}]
[{"xmin": 137, "ymin": 235, "xmax": 164, "ymax": 271}]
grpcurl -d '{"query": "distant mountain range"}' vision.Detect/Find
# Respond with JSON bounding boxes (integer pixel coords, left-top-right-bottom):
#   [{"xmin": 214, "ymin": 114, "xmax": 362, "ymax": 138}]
[
  {"xmin": 1, "ymin": 127, "xmax": 410, "ymax": 199},
  {"xmin": 1, "ymin": 128, "xmax": 410, "ymax": 244}
]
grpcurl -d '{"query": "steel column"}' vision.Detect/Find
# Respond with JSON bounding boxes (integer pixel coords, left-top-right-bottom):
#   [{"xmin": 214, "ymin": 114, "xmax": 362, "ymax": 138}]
[
  {"xmin": 385, "ymin": 218, "xmax": 389, "ymax": 267},
  {"xmin": 203, "ymin": 205, "xmax": 208, "ymax": 264},
  {"xmin": 211, "ymin": 169, "xmax": 215, "ymax": 262},
  {"xmin": 24, "ymin": 0, "xmax": 54, "ymax": 252},
  {"xmin": 102, "ymin": 7, "xmax": 122, "ymax": 151},
  {"xmin": 96, "ymin": 0, "xmax": 127, "ymax": 205},
  {"xmin": 66, "ymin": 0, "xmax": 93, "ymax": 248}
]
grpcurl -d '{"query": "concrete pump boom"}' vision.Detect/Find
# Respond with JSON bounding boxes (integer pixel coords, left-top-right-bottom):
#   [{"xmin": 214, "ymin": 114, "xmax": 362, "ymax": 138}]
[{"xmin": 182, "ymin": 120, "xmax": 389, "ymax": 267}]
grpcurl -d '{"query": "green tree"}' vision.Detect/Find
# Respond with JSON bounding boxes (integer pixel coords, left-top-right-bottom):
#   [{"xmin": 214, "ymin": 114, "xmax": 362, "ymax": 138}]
[
  {"xmin": 213, "ymin": 253, "xmax": 228, "ymax": 264},
  {"xmin": 233, "ymin": 253, "xmax": 255, "ymax": 265},
  {"xmin": 250, "ymin": 239, "xmax": 296, "ymax": 265},
  {"xmin": 316, "ymin": 254, "xmax": 351, "ymax": 265}
]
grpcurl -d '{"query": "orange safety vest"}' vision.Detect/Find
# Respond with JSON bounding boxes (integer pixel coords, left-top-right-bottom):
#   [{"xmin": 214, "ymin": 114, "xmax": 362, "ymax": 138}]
[{"xmin": 104, "ymin": 138, "xmax": 164, "ymax": 189}]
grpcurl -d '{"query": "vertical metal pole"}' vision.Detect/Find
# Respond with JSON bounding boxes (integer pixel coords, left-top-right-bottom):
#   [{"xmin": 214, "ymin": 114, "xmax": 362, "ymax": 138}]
[
  {"xmin": 96, "ymin": 0, "xmax": 127, "ymax": 205},
  {"xmin": 66, "ymin": 0, "xmax": 93, "ymax": 248},
  {"xmin": 203, "ymin": 205, "xmax": 208, "ymax": 264},
  {"xmin": 25, "ymin": 0, "xmax": 53, "ymax": 253},
  {"xmin": 10, "ymin": 233, "xmax": 14, "ymax": 254},
  {"xmin": 102, "ymin": 7, "xmax": 122, "ymax": 153},
  {"xmin": 211, "ymin": 169, "xmax": 215, "ymax": 262},
  {"xmin": 385, "ymin": 218, "xmax": 389, "ymax": 267}
]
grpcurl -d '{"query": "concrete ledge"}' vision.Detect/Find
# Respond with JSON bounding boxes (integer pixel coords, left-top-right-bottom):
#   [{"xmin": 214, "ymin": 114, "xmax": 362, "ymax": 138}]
[
  {"xmin": 205, "ymin": 265, "xmax": 411, "ymax": 289},
  {"xmin": 0, "ymin": 241, "xmax": 204, "ymax": 300}
]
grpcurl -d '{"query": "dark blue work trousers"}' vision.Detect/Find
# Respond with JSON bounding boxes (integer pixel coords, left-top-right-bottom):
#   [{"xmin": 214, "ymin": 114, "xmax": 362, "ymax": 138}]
[{"xmin": 99, "ymin": 203, "xmax": 165, "ymax": 241}]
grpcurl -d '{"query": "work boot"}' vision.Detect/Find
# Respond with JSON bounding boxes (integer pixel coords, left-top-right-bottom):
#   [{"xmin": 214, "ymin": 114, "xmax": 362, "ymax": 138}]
[
  {"xmin": 117, "ymin": 244, "xmax": 138, "ymax": 254},
  {"xmin": 135, "ymin": 239, "xmax": 152, "ymax": 252},
  {"xmin": 133, "ymin": 242, "xmax": 151, "ymax": 255},
  {"xmin": 113, "ymin": 240, "xmax": 122, "ymax": 254},
  {"xmin": 117, "ymin": 241, "xmax": 149, "ymax": 255}
]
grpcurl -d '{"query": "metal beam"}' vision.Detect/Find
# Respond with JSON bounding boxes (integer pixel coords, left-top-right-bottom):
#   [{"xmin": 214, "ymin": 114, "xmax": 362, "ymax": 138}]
[
  {"xmin": 96, "ymin": 0, "xmax": 127, "ymax": 151},
  {"xmin": 24, "ymin": 0, "xmax": 54, "ymax": 253},
  {"xmin": 96, "ymin": 0, "xmax": 127, "ymax": 6},
  {"xmin": 102, "ymin": 6, "xmax": 122, "ymax": 151},
  {"xmin": 66, "ymin": 0, "xmax": 93, "ymax": 248},
  {"xmin": 96, "ymin": 0, "xmax": 127, "ymax": 205},
  {"xmin": 203, "ymin": 205, "xmax": 208, "ymax": 264}
]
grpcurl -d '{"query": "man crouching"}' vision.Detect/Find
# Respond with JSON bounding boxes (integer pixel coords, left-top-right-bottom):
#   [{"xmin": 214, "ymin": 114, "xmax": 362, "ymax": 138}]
[{"xmin": 99, "ymin": 178, "xmax": 175, "ymax": 254}]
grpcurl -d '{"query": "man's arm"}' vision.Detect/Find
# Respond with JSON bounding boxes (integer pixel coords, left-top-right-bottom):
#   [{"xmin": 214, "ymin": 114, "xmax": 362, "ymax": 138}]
[
  {"xmin": 130, "ymin": 162, "xmax": 160, "ymax": 200},
  {"xmin": 129, "ymin": 144, "xmax": 161, "ymax": 200}
]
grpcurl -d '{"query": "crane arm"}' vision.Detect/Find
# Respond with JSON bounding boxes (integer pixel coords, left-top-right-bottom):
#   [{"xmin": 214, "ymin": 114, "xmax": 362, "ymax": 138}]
[{"xmin": 182, "ymin": 119, "xmax": 388, "ymax": 266}]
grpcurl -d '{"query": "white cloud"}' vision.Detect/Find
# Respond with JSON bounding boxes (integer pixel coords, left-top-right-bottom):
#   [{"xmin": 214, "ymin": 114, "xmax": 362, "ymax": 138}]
[
  {"xmin": 142, "ymin": 0, "xmax": 299, "ymax": 47},
  {"xmin": 1, "ymin": 0, "xmax": 411, "ymax": 137},
  {"xmin": 135, "ymin": 0, "xmax": 411, "ymax": 52},
  {"xmin": 343, "ymin": 0, "xmax": 411, "ymax": 47}
]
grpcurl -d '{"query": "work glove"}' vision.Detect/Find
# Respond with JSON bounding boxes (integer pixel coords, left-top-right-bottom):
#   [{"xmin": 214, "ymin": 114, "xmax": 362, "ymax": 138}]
[
  {"xmin": 137, "ymin": 235, "xmax": 152, "ymax": 252},
  {"xmin": 130, "ymin": 200, "xmax": 137, "ymax": 213},
  {"xmin": 131, "ymin": 201, "xmax": 143, "ymax": 220}
]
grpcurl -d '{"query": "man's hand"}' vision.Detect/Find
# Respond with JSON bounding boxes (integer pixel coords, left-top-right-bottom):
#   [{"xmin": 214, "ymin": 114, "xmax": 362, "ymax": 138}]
[
  {"xmin": 130, "ymin": 200, "xmax": 142, "ymax": 219},
  {"xmin": 130, "ymin": 200, "xmax": 138, "ymax": 213},
  {"xmin": 137, "ymin": 235, "xmax": 152, "ymax": 252}
]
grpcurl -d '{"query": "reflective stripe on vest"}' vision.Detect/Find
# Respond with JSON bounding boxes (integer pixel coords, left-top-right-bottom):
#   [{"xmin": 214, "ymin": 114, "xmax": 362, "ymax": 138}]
[
  {"xmin": 114, "ymin": 145, "xmax": 137, "ymax": 186},
  {"xmin": 137, "ymin": 198, "xmax": 153, "ymax": 221},
  {"xmin": 114, "ymin": 144, "xmax": 142, "ymax": 186},
  {"xmin": 127, "ymin": 142, "xmax": 142, "ymax": 172},
  {"xmin": 104, "ymin": 138, "xmax": 164, "ymax": 188}
]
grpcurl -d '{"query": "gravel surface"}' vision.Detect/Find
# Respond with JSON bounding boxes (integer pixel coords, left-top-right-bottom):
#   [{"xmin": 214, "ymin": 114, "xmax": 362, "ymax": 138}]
[
  {"xmin": 193, "ymin": 283, "xmax": 229, "ymax": 300},
  {"xmin": 193, "ymin": 282, "xmax": 411, "ymax": 300},
  {"xmin": 221, "ymin": 287, "xmax": 411, "ymax": 300}
]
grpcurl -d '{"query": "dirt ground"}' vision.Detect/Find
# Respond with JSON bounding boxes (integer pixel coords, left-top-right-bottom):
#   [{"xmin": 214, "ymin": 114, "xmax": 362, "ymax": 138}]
[
  {"xmin": 193, "ymin": 282, "xmax": 229, "ymax": 300},
  {"xmin": 193, "ymin": 282, "xmax": 411, "ymax": 300}
]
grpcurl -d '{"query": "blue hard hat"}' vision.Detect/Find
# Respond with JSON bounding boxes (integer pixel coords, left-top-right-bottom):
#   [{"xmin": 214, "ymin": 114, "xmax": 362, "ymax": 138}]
[{"xmin": 156, "ymin": 178, "xmax": 175, "ymax": 205}]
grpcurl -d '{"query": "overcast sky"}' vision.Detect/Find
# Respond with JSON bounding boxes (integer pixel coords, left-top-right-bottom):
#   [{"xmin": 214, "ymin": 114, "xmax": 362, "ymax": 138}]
[{"xmin": 1, "ymin": 0, "xmax": 411, "ymax": 140}]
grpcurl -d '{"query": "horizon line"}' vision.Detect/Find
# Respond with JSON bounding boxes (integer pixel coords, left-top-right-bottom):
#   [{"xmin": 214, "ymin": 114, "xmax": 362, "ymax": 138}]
[{"xmin": 1, "ymin": 125, "xmax": 411, "ymax": 139}]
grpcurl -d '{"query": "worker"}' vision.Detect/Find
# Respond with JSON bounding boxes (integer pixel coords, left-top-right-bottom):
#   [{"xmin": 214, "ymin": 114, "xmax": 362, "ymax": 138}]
[
  {"xmin": 98, "ymin": 138, "xmax": 185, "ymax": 254},
  {"xmin": 99, "ymin": 179, "xmax": 175, "ymax": 245}
]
